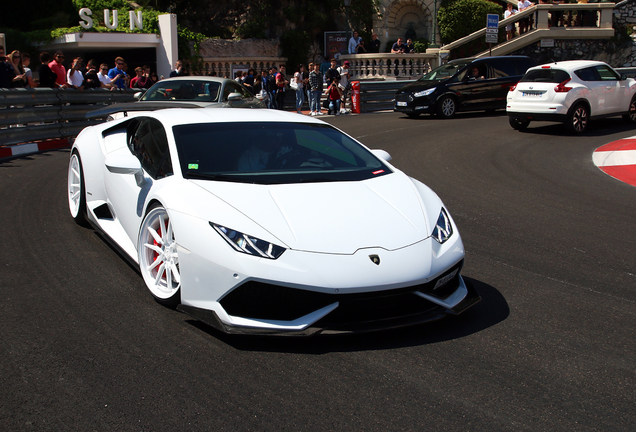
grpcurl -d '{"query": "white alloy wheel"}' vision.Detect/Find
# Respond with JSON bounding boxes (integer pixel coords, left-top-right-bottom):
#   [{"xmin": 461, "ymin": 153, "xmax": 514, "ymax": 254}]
[
  {"xmin": 68, "ymin": 152, "xmax": 87, "ymax": 225},
  {"xmin": 138, "ymin": 206, "xmax": 181, "ymax": 306}
]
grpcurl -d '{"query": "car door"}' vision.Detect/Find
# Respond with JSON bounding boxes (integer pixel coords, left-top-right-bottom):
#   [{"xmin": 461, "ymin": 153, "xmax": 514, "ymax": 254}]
[
  {"xmin": 451, "ymin": 62, "xmax": 495, "ymax": 110},
  {"xmin": 104, "ymin": 117, "xmax": 174, "ymax": 246},
  {"xmin": 574, "ymin": 67, "xmax": 604, "ymax": 115},
  {"xmin": 595, "ymin": 64, "xmax": 628, "ymax": 114}
]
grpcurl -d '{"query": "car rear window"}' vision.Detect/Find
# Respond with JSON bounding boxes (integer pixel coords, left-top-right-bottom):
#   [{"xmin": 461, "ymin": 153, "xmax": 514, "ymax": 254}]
[{"xmin": 520, "ymin": 69, "xmax": 570, "ymax": 84}]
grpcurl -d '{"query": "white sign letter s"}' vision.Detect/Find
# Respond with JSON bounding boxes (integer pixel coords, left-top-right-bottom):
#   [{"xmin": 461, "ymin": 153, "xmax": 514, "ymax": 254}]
[{"xmin": 79, "ymin": 8, "xmax": 93, "ymax": 30}]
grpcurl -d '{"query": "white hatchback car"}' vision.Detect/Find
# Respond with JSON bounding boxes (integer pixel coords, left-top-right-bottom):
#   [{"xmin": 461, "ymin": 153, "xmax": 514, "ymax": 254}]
[{"xmin": 507, "ymin": 60, "xmax": 636, "ymax": 133}]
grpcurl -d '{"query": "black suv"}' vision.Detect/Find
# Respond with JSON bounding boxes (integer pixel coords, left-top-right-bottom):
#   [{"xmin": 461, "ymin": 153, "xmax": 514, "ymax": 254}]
[{"xmin": 394, "ymin": 56, "xmax": 537, "ymax": 118}]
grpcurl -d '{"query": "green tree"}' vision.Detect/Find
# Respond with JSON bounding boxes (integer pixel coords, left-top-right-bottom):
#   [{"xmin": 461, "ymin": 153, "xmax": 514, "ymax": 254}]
[{"xmin": 438, "ymin": 0, "xmax": 502, "ymax": 44}]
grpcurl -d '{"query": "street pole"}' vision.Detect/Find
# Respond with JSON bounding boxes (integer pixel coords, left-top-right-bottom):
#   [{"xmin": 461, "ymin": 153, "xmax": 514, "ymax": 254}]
[{"xmin": 429, "ymin": 0, "xmax": 439, "ymax": 48}]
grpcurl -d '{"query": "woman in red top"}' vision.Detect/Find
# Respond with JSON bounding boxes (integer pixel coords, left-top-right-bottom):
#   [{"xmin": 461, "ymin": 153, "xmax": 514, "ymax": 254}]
[{"xmin": 326, "ymin": 78, "xmax": 344, "ymax": 115}]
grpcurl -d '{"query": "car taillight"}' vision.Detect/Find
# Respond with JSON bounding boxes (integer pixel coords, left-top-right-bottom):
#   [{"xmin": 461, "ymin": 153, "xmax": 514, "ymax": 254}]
[
  {"xmin": 554, "ymin": 78, "xmax": 572, "ymax": 93},
  {"xmin": 509, "ymin": 83, "xmax": 517, "ymax": 92}
]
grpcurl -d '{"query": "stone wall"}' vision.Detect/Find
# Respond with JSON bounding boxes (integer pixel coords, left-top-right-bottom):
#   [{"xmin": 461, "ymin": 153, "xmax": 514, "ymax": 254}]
[
  {"xmin": 512, "ymin": 0, "xmax": 636, "ymax": 67},
  {"xmin": 199, "ymin": 38, "xmax": 281, "ymax": 58}
]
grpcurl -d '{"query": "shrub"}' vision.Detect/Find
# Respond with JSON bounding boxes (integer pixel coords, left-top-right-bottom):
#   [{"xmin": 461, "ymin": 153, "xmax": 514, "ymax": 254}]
[{"xmin": 438, "ymin": 0, "xmax": 502, "ymax": 44}]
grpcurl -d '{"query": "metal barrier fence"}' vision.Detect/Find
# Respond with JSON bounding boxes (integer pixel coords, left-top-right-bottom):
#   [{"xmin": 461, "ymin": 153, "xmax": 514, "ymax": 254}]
[
  {"xmin": 357, "ymin": 80, "xmax": 414, "ymax": 113},
  {"xmin": 4, "ymin": 68, "xmax": 634, "ymax": 147},
  {"xmin": 0, "ymin": 88, "xmax": 137, "ymax": 146}
]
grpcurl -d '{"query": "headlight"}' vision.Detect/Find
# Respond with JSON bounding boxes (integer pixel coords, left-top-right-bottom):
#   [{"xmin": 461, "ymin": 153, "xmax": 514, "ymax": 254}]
[
  {"xmin": 413, "ymin": 88, "xmax": 435, "ymax": 98},
  {"xmin": 211, "ymin": 223, "xmax": 286, "ymax": 259},
  {"xmin": 431, "ymin": 208, "xmax": 453, "ymax": 244}
]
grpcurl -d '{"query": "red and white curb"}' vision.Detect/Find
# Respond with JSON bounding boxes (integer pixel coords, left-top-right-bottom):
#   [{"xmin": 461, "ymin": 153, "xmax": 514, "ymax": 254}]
[
  {"xmin": 593, "ymin": 137, "xmax": 636, "ymax": 187},
  {"xmin": 0, "ymin": 139, "xmax": 70, "ymax": 160}
]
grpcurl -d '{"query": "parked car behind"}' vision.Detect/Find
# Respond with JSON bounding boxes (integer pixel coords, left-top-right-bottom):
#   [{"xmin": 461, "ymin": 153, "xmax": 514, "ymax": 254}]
[
  {"xmin": 89, "ymin": 76, "xmax": 265, "ymax": 121},
  {"xmin": 394, "ymin": 56, "xmax": 537, "ymax": 118},
  {"xmin": 507, "ymin": 60, "xmax": 636, "ymax": 134}
]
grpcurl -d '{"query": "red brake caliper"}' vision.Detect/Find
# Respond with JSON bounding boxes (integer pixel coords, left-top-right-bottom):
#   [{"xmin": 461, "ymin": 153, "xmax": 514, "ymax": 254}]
[{"xmin": 153, "ymin": 221, "xmax": 164, "ymax": 281}]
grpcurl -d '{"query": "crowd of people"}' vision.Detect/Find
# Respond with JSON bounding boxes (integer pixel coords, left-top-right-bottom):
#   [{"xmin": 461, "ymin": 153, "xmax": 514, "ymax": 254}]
[
  {"xmin": 0, "ymin": 47, "xmax": 161, "ymax": 90},
  {"xmin": 231, "ymin": 58, "xmax": 353, "ymax": 116},
  {"xmin": 2, "ymin": 29, "xmax": 417, "ymax": 116}
]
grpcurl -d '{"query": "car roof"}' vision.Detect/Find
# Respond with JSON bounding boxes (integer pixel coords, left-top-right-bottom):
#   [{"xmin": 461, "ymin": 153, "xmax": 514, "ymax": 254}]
[
  {"xmin": 155, "ymin": 76, "xmax": 234, "ymax": 84},
  {"xmin": 448, "ymin": 55, "xmax": 531, "ymax": 65},
  {"xmin": 151, "ymin": 107, "xmax": 326, "ymax": 128},
  {"xmin": 529, "ymin": 60, "xmax": 609, "ymax": 72}
]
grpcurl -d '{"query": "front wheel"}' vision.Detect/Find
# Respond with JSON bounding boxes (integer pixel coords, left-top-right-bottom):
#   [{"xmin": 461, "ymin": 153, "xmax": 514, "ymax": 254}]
[
  {"xmin": 565, "ymin": 103, "xmax": 589, "ymax": 134},
  {"xmin": 67, "ymin": 152, "xmax": 88, "ymax": 226},
  {"xmin": 509, "ymin": 117, "xmax": 530, "ymax": 131},
  {"xmin": 436, "ymin": 96, "xmax": 456, "ymax": 119},
  {"xmin": 138, "ymin": 205, "xmax": 181, "ymax": 307},
  {"xmin": 622, "ymin": 97, "xmax": 636, "ymax": 123}
]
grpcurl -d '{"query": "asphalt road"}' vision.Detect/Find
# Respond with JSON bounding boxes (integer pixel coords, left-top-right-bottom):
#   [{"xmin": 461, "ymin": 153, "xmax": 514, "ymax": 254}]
[{"xmin": 1, "ymin": 111, "xmax": 635, "ymax": 431}]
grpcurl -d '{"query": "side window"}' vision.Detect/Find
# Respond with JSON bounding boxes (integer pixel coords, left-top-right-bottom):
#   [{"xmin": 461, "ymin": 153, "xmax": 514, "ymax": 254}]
[
  {"xmin": 490, "ymin": 59, "xmax": 517, "ymax": 78},
  {"xmin": 595, "ymin": 65, "xmax": 619, "ymax": 81},
  {"xmin": 130, "ymin": 118, "xmax": 173, "ymax": 180},
  {"xmin": 575, "ymin": 67, "xmax": 599, "ymax": 82},
  {"xmin": 223, "ymin": 82, "xmax": 250, "ymax": 101}
]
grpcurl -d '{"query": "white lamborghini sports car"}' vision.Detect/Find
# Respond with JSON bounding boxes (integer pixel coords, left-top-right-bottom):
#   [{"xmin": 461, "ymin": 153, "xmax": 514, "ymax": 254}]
[{"xmin": 67, "ymin": 108, "xmax": 480, "ymax": 335}]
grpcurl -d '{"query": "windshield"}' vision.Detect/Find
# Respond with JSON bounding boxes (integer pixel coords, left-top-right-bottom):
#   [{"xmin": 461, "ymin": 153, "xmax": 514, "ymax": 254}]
[
  {"xmin": 141, "ymin": 80, "xmax": 222, "ymax": 102},
  {"xmin": 418, "ymin": 62, "xmax": 469, "ymax": 82},
  {"xmin": 173, "ymin": 122, "xmax": 392, "ymax": 185}
]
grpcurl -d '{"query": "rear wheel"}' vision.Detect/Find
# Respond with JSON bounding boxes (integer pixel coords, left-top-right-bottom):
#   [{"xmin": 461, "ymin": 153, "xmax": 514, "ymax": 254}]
[
  {"xmin": 67, "ymin": 151, "xmax": 88, "ymax": 226},
  {"xmin": 622, "ymin": 97, "xmax": 636, "ymax": 123},
  {"xmin": 436, "ymin": 96, "xmax": 456, "ymax": 119},
  {"xmin": 138, "ymin": 205, "xmax": 181, "ymax": 307},
  {"xmin": 565, "ymin": 103, "xmax": 588, "ymax": 134},
  {"xmin": 509, "ymin": 117, "xmax": 530, "ymax": 131}
]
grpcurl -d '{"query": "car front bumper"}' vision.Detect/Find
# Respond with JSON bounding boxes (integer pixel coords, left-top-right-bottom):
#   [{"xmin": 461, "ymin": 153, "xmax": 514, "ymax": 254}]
[
  {"xmin": 394, "ymin": 94, "xmax": 436, "ymax": 114},
  {"xmin": 178, "ymin": 268, "xmax": 481, "ymax": 336}
]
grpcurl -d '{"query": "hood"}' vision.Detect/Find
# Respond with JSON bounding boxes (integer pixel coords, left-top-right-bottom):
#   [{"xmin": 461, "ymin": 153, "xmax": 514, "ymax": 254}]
[
  {"xmin": 398, "ymin": 79, "xmax": 443, "ymax": 93},
  {"xmin": 192, "ymin": 173, "xmax": 429, "ymax": 254}
]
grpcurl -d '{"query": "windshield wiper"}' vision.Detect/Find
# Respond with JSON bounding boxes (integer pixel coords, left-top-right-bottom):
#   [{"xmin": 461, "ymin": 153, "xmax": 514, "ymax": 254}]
[{"xmin": 185, "ymin": 172, "xmax": 243, "ymax": 182}]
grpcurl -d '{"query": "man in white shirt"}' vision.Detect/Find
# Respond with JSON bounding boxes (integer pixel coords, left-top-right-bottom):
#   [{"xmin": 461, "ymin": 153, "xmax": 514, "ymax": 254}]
[
  {"xmin": 337, "ymin": 61, "xmax": 351, "ymax": 114},
  {"xmin": 348, "ymin": 31, "xmax": 361, "ymax": 54},
  {"xmin": 517, "ymin": 0, "xmax": 533, "ymax": 34},
  {"xmin": 98, "ymin": 63, "xmax": 113, "ymax": 88}
]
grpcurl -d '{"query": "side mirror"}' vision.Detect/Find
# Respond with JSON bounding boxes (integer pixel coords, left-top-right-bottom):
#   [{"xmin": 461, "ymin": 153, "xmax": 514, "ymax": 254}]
[
  {"xmin": 228, "ymin": 92, "xmax": 243, "ymax": 101},
  {"xmin": 134, "ymin": 91, "xmax": 144, "ymax": 100},
  {"xmin": 371, "ymin": 149, "xmax": 392, "ymax": 162},
  {"xmin": 105, "ymin": 153, "xmax": 146, "ymax": 186}
]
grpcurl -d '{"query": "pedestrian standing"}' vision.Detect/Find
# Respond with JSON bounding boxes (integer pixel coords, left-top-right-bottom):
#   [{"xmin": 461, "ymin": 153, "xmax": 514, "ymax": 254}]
[
  {"xmin": 37, "ymin": 52, "xmax": 58, "ymax": 89},
  {"xmin": 276, "ymin": 65, "xmax": 289, "ymax": 110},
  {"xmin": 293, "ymin": 64, "xmax": 305, "ymax": 114},
  {"xmin": 21, "ymin": 53, "xmax": 38, "ymax": 88},
  {"xmin": 369, "ymin": 33, "xmax": 381, "ymax": 53},
  {"xmin": 309, "ymin": 62, "xmax": 324, "ymax": 116},
  {"xmin": 267, "ymin": 66, "xmax": 278, "ymax": 109},
  {"xmin": 108, "ymin": 57, "xmax": 128, "ymax": 89},
  {"xmin": 48, "ymin": 51, "xmax": 67, "ymax": 88},
  {"xmin": 337, "ymin": 61, "xmax": 351, "ymax": 114}
]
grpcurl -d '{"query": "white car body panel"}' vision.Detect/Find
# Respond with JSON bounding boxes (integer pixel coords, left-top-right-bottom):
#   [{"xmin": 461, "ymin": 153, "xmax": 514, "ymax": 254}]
[
  {"xmin": 69, "ymin": 108, "xmax": 478, "ymax": 334},
  {"xmin": 507, "ymin": 60, "xmax": 636, "ymax": 119}
]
